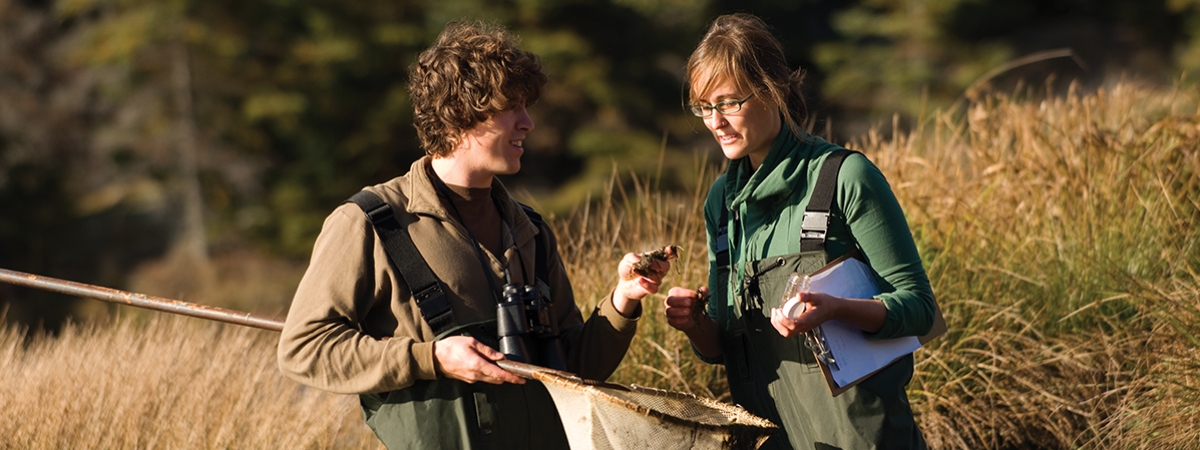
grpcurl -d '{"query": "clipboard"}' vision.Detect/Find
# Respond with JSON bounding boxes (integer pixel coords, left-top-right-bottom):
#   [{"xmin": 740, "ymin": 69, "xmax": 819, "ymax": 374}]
[{"xmin": 798, "ymin": 251, "xmax": 947, "ymax": 396}]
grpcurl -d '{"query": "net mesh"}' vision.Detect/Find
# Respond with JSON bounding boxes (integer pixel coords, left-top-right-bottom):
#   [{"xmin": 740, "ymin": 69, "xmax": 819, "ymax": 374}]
[{"xmin": 509, "ymin": 362, "xmax": 777, "ymax": 450}]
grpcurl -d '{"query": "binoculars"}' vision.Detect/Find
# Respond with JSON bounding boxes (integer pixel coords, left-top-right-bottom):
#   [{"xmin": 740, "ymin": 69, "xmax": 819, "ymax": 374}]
[{"xmin": 496, "ymin": 283, "xmax": 567, "ymax": 371}]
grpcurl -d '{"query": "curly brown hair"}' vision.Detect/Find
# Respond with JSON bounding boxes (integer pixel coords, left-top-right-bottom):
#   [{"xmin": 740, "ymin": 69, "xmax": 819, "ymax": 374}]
[{"xmin": 408, "ymin": 21, "xmax": 546, "ymax": 157}]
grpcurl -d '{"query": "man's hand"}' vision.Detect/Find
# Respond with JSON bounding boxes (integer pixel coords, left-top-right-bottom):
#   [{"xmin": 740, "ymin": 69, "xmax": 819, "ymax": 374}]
[
  {"xmin": 631, "ymin": 245, "xmax": 679, "ymax": 277},
  {"xmin": 433, "ymin": 336, "xmax": 525, "ymax": 385},
  {"xmin": 612, "ymin": 252, "xmax": 671, "ymax": 317}
]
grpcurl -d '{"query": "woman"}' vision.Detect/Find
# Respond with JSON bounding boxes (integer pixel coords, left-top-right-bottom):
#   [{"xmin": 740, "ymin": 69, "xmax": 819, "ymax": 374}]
[{"xmin": 663, "ymin": 13, "xmax": 938, "ymax": 450}]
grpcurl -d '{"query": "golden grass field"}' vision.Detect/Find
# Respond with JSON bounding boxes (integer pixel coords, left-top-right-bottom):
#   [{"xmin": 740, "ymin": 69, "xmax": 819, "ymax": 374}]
[{"xmin": 3, "ymin": 81, "xmax": 1198, "ymax": 449}]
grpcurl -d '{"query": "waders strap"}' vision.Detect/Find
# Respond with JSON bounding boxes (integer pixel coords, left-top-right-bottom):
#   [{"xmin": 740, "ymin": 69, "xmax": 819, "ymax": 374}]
[
  {"xmin": 519, "ymin": 204, "xmax": 550, "ymax": 286},
  {"xmin": 348, "ymin": 190, "xmax": 455, "ymax": 336},
  {"xmin": 800, "ymin": 150, "xmax": 858, "ymax": 253},
  {"xmin": 715, "ymin": 224, "xmax": 730, "ymax": 269}
]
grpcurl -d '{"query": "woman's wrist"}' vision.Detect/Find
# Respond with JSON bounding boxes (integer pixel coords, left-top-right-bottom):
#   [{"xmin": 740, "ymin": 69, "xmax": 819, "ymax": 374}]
[
  {"xmin": 685, "ymin": 316, "xmax": 722, "ymax": 358},
  {"xmin": 832, "ymin": 296, "xmax": 887, "ymax": 333}
]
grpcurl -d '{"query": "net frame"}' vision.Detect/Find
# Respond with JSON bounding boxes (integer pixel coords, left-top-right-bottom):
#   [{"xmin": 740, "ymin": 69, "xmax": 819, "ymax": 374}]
[{"xmin": 498, "ymin": 360, "xmax": 777, "ymax": 450}]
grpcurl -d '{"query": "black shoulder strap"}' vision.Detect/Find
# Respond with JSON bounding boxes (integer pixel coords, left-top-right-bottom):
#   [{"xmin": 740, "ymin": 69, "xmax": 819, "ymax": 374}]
[
  {"xmin": 715, "ymin": 150, "xmax": 856, "ymax": 263},
  {"xmin": 716, "ymin": 208, "xmax": 730, "ymax": 268},
  {"xmin": 800, "ymin": 149, "xmax": 857, "ymax": 253},
  {"xmin": 519, "ymin": 203, "xmax": 550, "ymax": 286},
  {"xmin": 348, "ymin": 190, "xmax": 455, "ymax": 336},
  {"xmin": 714, "ymin": 180, "xmax": 732, "ymax": 269}
]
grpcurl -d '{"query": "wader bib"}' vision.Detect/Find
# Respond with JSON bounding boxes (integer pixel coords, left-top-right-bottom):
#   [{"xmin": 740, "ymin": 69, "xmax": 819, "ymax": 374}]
[
  {"xmin": 349, "ymin": 191, "xmax": 570, "ymax": 450},
  {"xmin": 360, "ymin": 321, "xmax": 570, "ymax": 450},
  {"xmin": 716, "ymin": 150, "xmax": 924, "ymax": 450}
]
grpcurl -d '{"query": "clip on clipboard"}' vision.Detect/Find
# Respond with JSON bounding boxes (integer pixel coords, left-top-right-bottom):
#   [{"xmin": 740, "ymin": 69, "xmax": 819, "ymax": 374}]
[{"xmin": 781, "ymin": 250, "xmax": 947, "ymax": 396}]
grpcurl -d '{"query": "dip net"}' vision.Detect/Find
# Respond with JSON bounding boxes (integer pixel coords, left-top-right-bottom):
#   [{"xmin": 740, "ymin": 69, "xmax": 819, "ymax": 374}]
[{"xmin": 498, "ymin": 360, "xmax": 777, "ymax": 450}]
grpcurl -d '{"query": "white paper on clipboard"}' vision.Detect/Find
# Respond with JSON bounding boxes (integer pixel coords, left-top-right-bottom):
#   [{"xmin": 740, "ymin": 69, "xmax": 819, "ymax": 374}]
[{"xmin": 805, "ymin": 255, "xmax": 921, "ymax": 388}]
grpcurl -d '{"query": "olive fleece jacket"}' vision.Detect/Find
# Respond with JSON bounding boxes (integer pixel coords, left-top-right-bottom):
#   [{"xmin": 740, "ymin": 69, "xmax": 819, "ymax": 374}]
[{"xmin": 278, "ymin": 157, "xmax": 638, "ymax": 395}]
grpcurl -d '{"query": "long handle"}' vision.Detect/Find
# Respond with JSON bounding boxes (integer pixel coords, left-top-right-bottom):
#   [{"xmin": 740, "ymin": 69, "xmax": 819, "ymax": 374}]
[
  {"xmin": 0, "ymin": 268, "xmax": 285, "ymax": 332},
  {"xmin": 0, "ymin": 267, "xmax": 603, "ymax": 384}
]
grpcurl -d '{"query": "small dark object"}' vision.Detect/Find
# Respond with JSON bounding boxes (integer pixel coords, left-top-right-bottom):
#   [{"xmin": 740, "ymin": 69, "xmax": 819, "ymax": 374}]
[
  {"xmin": 632, "ymin": 245, "xmax": 681, "ymax": 277},
  {"xmin": 692, "ymin": 287, "xmax": 710, "ymax": 323}
]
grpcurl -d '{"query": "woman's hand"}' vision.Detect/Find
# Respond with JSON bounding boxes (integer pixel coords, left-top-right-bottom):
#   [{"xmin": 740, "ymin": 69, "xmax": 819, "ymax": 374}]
[
  {"xmin": 771, "ymin": 292, "xmax": 887, "ymax": 337},
  {"xmin": 664, "ymin": 287, "xmax": 708, "ymax": 332},
  {"xmin": 664, "ymin": 286, "xmax": 723, "ymax": 359},
  {"xmin": 772, "ymin": 290, "xmax": 830, "ymax": 336},
  {"xmin": 771, "ymin": 291, "xmax": 838, "ymax": 338}
]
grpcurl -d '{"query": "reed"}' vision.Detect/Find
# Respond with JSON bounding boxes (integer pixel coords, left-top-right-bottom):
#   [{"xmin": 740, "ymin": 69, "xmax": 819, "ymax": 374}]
[{"xmin": 552, "ymin": 157, "xmax": 726, "ymax": 399}]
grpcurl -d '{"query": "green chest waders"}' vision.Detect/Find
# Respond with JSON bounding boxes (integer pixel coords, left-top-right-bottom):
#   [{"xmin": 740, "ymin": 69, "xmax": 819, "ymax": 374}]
[
  {"xmin": 716, "ymin": 151, "xmax": 925, "ymax": 450},
  {"xmin": 349, "ymin": 191, "xmax": 570, "ymax": 450},
  {"xmin": 359, "ymin": 321, "xmax": 569, "ymax": 450}
]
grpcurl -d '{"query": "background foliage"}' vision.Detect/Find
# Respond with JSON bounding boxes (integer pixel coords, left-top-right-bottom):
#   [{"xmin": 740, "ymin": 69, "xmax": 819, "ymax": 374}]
[{"xmin": 0, "ymin": 0, "xmax": 1197, "ymax": 325}]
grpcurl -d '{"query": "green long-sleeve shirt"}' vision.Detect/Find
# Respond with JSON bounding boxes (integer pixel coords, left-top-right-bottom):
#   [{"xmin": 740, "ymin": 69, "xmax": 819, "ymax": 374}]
[
  {"xmin": 702, "ymin": 125, "xmax": 935, "ymax": 449},
  {"xmin": 706, "ymin": 129, "xmax": 935, "ymax": 339}
]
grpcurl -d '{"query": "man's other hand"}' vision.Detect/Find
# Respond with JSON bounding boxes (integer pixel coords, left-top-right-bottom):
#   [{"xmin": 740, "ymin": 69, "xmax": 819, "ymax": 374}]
[{"xmin": 433, "ymin": 336, "xmax": 525, "ymax": 385}]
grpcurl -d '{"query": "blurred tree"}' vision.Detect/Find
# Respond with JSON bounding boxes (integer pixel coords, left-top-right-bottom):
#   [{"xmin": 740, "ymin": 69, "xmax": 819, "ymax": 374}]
[
  {"xmin": 0, "ymin": 0, "xmax": 176, "ymax": 328},
  {"xmin": 4, "ymin": 0, "xmax": 1200, "ymax": 327},
  {"xmin": 813, "ymin": 0, "xmax": 1188, "ymax": 136},
  {"xmin": 1168, "ymin": 0, "xmax": 1200, "ymax": 78},
  {"xmin": 53, "ymin": 0, "xmax": 436, "ymax": 259},
  {"xmin": 812, "ymin": 0, "xmax": 1012, "ymax": 136},
  {"xmin": 519, "ymin": 0, "xmax": 716, "ymax": 210},
  {"xmin": 54, "ymin": 0, "xmax": 226, "ymax": 296}
]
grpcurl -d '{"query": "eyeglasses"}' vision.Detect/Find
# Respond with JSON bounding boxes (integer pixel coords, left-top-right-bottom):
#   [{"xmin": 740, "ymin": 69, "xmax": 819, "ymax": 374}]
[{"xmin": 689, "ymin": 93, "xmax": 755, "ymax": 117}]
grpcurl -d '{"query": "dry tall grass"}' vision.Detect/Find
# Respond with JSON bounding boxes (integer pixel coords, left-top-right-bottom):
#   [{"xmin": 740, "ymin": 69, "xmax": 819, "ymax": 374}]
[
  {"xmin": 871, "ymin": 82, "xmax": 1200, "ymax": 449},
  {"xmin": 554, "ymin": 81, "xmax": 1200, "ymax": 448},
  {"xmin": 550, "ymin": 160, "xmax": 726, "ymax": 399},
  {"xmin": 0, "ymin": 316, "xmax": 382, "ymax": 449},
  {"xmin": 1, "ymin": 81, "xmax": 1197, "ymax": 449}
]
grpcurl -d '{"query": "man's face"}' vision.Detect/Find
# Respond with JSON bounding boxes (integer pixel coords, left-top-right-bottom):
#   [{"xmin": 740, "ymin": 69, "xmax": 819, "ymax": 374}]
[{"xmin": 454, "ymin": 105, "xmax": 535, "ymax": 181}]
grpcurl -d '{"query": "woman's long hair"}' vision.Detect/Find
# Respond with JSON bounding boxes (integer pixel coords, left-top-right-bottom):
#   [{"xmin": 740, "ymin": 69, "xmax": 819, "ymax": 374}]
[{"xmin": 685, "ymin": 13, "xmax": 808, "ymax": 137}]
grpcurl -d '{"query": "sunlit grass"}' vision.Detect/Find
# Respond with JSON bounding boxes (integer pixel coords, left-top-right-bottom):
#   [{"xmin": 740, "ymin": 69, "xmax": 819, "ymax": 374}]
[
  {"xmin": 559, "ymin": 80, "xmax": 1200, "ymax": 448},
  {"xmin": 0, "ymin": 315, "xmax": 382, "ymax": 449},
  {"xmin": 550, "ymin": 157, "xmax": 726, "ymax": 399},
  {"xmin": 2, "ymin": 81, "xmax": 1198, "ymax": 449},
  {"xmin": 877, "ymin": 81, "xmax": 1200, "ymax": 449}
]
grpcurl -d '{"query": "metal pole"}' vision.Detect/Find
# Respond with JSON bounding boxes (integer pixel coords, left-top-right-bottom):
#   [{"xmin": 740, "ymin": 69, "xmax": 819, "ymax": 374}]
[
  {"xmin": 0, "ymin": 268, "xmax": 284, "ymax": 332},
  {"xmin": 0, "ymin": 269, "xmax": 574, "ymax": 382}
]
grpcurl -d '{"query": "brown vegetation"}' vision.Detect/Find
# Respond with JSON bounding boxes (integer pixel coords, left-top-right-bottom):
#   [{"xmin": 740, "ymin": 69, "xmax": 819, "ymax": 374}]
[
  {"xmin": 2, "ymin": 81, "xmax": 1198, "ymax": 448},
  {"xmin": 562, "ymin": 80, "xmax": 1200, "ymax": 448},
  {"xmin": 0, "ymin": 316, "xmax": 382, "ymax": 449}
]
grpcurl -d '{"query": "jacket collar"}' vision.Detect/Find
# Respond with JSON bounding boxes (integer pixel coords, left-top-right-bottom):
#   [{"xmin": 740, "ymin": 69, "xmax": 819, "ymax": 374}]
[
  {"xmin": 724, "ymin": 122, "xmax": 821, "ymax": 212},
  {"xmin": 401, "ymin": 156, "xmax": 539, "ymax": 246}
]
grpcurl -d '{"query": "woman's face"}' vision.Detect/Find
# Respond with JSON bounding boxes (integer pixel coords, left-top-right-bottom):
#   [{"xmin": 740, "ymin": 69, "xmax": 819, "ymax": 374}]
[{"xmin": 693, "ymin": 77, "xmax": 781, "ymax": 168}]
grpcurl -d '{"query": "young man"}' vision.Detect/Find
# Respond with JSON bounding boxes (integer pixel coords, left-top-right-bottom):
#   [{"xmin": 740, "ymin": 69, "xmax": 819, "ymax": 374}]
[{"xmin": 277, "ymin": 22, "xmax": 668, "ymax": 449}]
